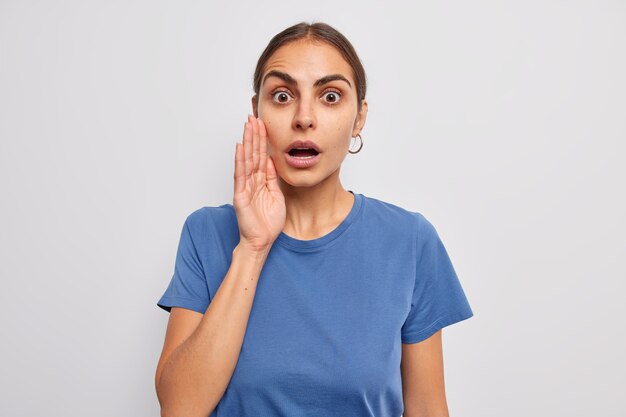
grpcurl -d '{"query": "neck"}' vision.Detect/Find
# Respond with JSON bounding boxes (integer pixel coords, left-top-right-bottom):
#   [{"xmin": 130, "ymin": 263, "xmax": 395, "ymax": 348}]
[{"xmin": 277, "ymin": 169, "xmax": 354, "ymax": 240}]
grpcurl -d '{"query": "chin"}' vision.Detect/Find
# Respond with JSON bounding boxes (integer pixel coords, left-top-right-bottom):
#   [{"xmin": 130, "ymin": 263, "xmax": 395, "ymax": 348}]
[
  {"xmin": 280, "ymin": 176, "xmax": 319, "ymax": 188},
  {"xmin": 278, "ymin": 170, "xmax": 326, "ymax": 188},
  {"xmin": 282, "ymin": 170, "xmax": 343, "ymax": 190}
]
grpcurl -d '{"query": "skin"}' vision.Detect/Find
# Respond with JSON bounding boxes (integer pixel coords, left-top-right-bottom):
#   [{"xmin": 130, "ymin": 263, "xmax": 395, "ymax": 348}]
[
  {"xmin": 233, "ymin": 39, "xmax": 449, "ymax": 415},
  {"xmin": 401, "ymin": 330, "xmax": 450, "ymax": 417},
  {"xmin": 251, "ymin": 39, "xmax": 368, "ymax": 240}
]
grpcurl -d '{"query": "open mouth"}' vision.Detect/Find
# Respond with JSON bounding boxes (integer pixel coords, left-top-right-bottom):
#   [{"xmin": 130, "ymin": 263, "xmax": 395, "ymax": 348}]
[{"xmin": 287, "ymin": 148, "xmax": 320, "ymax": 158}]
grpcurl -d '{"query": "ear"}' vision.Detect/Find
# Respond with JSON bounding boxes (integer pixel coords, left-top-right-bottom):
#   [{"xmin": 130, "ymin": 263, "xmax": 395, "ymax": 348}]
[
  {"xmin": 352, "ymin": 99, "xmax": 368, "ymax": 137},
  {"xmin": 251, "ymin": 95, "xmax": 258, "ymax": 118}
]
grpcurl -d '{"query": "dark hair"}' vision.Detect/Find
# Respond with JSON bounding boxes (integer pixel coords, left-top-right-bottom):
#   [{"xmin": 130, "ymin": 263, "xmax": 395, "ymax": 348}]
[{"xmin": 253, "ymin": 21, "xmax": 367, "ymax": 113}]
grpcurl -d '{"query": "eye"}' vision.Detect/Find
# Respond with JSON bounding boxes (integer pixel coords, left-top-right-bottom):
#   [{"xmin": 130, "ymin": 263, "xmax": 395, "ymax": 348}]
[
  {"xmin": 271, "ymin": 89, "xmax": 293, "ymax": 104},
  {"xmin": 322, "ymin": 89, "xmax": 342, "ymax": 105}
]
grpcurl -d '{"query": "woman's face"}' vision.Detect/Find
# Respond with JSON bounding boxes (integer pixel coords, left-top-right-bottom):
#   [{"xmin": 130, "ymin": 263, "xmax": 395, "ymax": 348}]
[{"xmin": 252, "ymin": 40, "xmax": 368, "ymax": 189}]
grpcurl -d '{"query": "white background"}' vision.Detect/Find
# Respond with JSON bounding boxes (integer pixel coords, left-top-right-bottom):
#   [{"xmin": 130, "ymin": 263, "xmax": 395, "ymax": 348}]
[{"xmin": 1, "ymin": 1, "xmax": 624, "ymax": 416}]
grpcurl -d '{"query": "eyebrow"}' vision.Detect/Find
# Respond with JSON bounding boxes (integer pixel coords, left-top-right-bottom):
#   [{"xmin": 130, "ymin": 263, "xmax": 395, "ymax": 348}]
[{"xmin": 262, "ymin": 70, "xmax": 352, "ymax": 89}]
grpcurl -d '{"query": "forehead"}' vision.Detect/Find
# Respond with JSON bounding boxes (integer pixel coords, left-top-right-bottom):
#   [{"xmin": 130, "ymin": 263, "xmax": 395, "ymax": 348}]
[{"xmin": 262, "ymin": 41, "xmax": 354, "ymax": 85}]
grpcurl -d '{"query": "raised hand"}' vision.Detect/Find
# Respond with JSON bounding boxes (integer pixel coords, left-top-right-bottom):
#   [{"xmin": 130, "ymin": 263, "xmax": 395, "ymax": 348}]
[{"xmin": 233, "ymin": 115, "xmax": 286, "ymax": 253}]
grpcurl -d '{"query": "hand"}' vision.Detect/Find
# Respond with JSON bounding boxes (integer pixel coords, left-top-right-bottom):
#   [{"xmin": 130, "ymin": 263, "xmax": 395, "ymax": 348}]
[{"xmin": 233, "ymin": 114, "xmax": 286, "ymax": 252}]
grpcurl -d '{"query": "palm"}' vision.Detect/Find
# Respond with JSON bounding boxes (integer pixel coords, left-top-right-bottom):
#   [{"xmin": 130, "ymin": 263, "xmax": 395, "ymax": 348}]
[{"xmin": 233, "ymin": 116, "xmax": 286, "ymax": 251}]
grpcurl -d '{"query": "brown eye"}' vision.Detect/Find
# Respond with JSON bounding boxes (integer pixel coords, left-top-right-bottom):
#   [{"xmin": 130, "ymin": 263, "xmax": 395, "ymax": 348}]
[
  {"xmin": 271, "ymin": 90, "xmax": 293, "ymax": 104},
  {"xmin": 322, "ymin": 90, "xmax": 342, "ymax": 105}
]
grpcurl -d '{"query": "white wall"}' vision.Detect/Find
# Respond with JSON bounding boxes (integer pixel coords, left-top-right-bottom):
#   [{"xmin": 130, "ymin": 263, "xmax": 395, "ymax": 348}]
[{"xmin": 1, "ymin": 0, "xmax": 624, "ymax": 416}]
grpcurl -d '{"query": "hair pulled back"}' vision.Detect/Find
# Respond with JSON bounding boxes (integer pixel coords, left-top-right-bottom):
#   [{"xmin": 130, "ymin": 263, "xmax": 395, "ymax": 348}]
[{"xmin": 252, "ymin": 21, "xmax": 367, "ymax": 113}]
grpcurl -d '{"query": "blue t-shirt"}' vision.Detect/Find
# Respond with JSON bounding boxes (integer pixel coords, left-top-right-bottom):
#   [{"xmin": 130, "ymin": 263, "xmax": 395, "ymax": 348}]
[{"xmin": 157, "ymin": 191, "xmax": 474, "ymax": 417}]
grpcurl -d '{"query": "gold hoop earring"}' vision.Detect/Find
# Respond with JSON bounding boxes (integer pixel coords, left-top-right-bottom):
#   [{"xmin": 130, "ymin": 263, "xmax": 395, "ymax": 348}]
[{"xmin": 348, "ymin": 134, "xmax": 363, "ymax": 154}]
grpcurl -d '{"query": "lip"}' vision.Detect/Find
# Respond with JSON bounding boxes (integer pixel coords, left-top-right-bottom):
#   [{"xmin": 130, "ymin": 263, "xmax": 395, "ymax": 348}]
[
  {"xmin": 285, "ymin": 140, "xmax": 321, "ymax": 153},
  {"xmin": 284, "ymin": 152, "xmax": 321, "ymax": 168}
]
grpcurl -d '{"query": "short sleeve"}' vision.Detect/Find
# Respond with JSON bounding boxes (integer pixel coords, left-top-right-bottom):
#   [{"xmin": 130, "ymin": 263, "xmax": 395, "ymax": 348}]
[
  {"xmin": 157, "ymin": 213, "xmax": 211, "ymax": 314},
  {"xmin": 401, "ymin": 213, "xmax": 474, "ymax": 344}
]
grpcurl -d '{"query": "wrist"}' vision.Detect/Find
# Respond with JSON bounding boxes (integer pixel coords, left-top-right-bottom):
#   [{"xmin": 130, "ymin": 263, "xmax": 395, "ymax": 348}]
[{"xmin": 234, "ymin": 241, "xmax": 272, "ymax": 260}]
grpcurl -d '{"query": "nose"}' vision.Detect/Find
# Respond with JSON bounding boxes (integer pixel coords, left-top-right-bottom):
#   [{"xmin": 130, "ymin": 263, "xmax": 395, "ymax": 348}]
[{"xmin": 292, "ymin": 99, "xmax": 316, "ymax": 131}]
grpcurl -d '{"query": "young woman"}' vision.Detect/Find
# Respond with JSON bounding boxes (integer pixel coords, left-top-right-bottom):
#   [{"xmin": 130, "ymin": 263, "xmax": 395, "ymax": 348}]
[{"xmin": 155, "ymin": 21, "xmax": 473, "ymax": 417}]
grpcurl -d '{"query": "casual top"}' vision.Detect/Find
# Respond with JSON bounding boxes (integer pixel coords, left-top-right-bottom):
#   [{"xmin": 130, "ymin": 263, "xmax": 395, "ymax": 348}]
[{"xmin": 157, "ymin": 191, "xmax": 474, "ymax": 417}]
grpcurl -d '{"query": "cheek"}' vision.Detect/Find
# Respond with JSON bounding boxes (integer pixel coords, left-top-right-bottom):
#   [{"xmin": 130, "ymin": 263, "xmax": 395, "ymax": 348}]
[
  {"xmin": 260, "ymin": 115, "xmax": 278, "ymax": 133},
  {"xmin": 332, "ymin": 124, "xmax": 353, "ymax": 148},
  {"xmin": 262, "ymin": 120, "xmax": 279, "ymax": 156},
  {"xmin": 260, "ymin": 116, "xmax": 290, "ymax": 153}
]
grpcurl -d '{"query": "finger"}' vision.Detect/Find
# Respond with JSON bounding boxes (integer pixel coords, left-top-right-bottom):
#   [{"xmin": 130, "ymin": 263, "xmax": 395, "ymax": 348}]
[
  {"xmin": 258, "ymin": 118, "xmax": 268, "ymax": 179},
  {"xmin": 266, "ymin": 155, "xmax": 280, "ymax": 192},
  {"xmin": 243, "ymin": 119, "xmax": 253, "ymax": 179},
  {"xmin": 252, "ymin": 116, "xmax": 260, "ymax": 173},
  {"xmin": 234, "ymin": 143, "xmax": 245, "ymax": 195}
]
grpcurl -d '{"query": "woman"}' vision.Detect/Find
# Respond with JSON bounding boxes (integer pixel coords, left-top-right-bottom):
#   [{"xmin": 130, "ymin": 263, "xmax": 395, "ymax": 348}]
[{"xmin": 155, "ymin": 21, "xmax": 473, "ymax": 417}]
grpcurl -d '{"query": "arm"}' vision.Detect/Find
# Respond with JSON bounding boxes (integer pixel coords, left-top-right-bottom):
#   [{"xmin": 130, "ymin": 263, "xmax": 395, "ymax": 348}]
[
  {"xmin": 156, "ymin": 115, "xmax": 283, "ymax": 417},
  {"xmin": 155, "ymin": 243, "xmax": 270, "ymax": 417},
  {"xmin": 401, "ymin": 330, "xmax": 449, "ymax": 417}
]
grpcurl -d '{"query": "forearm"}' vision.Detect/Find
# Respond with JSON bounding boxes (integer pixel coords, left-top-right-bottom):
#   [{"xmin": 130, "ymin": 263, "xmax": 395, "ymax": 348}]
[
  {"xmin": 157, "ymin": 243, "xmax": 270, "ymax": 417},
  {"xmin": 403, "ymin": 402, "xmax": 450, "ymax": 417}
]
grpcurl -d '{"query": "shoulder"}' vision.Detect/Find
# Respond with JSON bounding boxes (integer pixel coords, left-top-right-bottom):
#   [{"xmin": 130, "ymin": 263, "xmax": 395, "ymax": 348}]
[
  {"xmin": 182, "ymin": 203, "xmax": 238, "ymax": 242},
  {"xmin": 360, "ymin": 194, "xmax": 443, "ymax": 248},
  {"xmin": 361, "ymin": 194, "xmax": 430, "ymax": 233}
]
